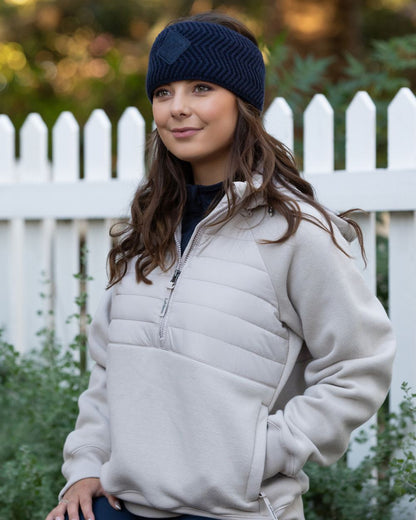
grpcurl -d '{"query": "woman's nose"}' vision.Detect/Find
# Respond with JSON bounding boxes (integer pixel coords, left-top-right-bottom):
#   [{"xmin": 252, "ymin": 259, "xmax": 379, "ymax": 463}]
[{"xmin": 170, "ymin": 92, "xmax": 191, "ymax": 118}]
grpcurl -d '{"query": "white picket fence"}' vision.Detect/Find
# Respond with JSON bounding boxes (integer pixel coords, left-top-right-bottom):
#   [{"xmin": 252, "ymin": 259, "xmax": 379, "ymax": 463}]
[{"xmin": 1, "ymin": 88, "xmax": 416, "ymax": 489}]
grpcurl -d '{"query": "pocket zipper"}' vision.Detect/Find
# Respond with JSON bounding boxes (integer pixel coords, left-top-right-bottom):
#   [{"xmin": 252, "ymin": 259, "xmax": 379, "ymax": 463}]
[{"xmin": 259, "ymin": 493, "xmax": 279, "ymax": 520}]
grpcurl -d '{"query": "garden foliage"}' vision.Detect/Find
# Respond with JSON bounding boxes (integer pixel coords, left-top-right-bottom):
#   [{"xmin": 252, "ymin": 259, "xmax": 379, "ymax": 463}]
[
  {"xmin": 0, "ymin": 328, "xmax": 89, "ymax": 519},
  {"xmin": 0, "ymin": 329, "xmax": 415, "ymax": 519},
  {"xmin": 1, "ymin": 28, "xmax": 416, "ymax": 520},
  {"xmin": 304, "ymin": 383, "xmax": 416, "ymax": 519},
  {"xmin": 266, "ymin": 33, "xmax": 416, "ymax": 170}
]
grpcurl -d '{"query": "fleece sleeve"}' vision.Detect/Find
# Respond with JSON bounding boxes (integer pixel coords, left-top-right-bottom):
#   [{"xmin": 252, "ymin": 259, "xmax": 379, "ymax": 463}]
[
  {"xmin": 58, "ymin": 287, "xmax": 113, "ymax": 498},
  {"xmin": 263, "ymin": 219, "xmax": 396, "ymax": 479}
]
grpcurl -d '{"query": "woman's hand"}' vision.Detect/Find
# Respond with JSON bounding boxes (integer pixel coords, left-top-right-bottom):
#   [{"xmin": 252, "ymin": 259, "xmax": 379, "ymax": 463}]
[{"xmin": 45, "ymin": 477, "xmax": 121, "ymax": 520}]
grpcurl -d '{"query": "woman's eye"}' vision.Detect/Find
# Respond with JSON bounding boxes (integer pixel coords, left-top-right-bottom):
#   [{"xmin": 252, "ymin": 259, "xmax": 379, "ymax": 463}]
[
  {"xmin": 154, "ymin": 88, "xmax": 170, "ymax": 98},
  {"xmin": 194, "ymin": 84, "xmax": 211, "ymax": 93}
]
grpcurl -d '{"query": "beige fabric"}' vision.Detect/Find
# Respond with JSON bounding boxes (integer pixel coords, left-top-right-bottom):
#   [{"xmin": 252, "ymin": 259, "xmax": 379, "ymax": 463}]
[{"xmin": 60, "ymin": 181, "xmax": 395, "ymax": 520}]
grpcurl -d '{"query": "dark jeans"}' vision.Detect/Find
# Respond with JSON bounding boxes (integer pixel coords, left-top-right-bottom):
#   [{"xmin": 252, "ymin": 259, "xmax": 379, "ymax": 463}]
[{"xmin": 64, "ymin": 496, "xmax": 217, "ymax": 520}]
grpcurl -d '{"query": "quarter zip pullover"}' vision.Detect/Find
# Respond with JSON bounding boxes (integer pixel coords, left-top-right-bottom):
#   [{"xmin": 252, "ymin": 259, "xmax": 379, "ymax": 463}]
[{"xmin": 60, "ymin": 178, "xmax": 395, "ymax": 520}]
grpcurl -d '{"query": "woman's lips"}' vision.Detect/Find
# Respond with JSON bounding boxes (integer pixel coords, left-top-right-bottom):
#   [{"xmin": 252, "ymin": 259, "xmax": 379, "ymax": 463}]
[{"xmin": 171, "ymin": 128, "xmax": 201, "ymax": 138}]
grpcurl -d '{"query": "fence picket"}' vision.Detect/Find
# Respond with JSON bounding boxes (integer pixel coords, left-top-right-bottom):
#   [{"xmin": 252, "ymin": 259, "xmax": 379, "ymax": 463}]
[
  {"xmin": 84, "ymin": 109, "xmax": 111, "ymax": 181},
  {"xmin": 0, "ymin": 115, "xmax": 15, "ymax": 183},
  {"xmin": 304, "ymin": 94, "xmax": 333, "ymax": 174},
  {"xmin": 345, "ymin": 91, "xmax": 378, "ymax": 468},
  {"xmin": 118, "ymin": 107, "xmax": 146, "ymax": 181},
  {"xmin": 23, "ymin": 218, "xmax": 54, "ymax": 347},
  {"xmin": 263, "ymin": 97, "xmax": 294, "ymax": 153},
  {"xmin": 52, "ymin": 112, "xmax": 81, "ymax": 347},
  {"xmin": 345, "ymin": 90, "xmax": 377, "ymax": 288},
  {"xmin": 8, "ymin": 219, "xmax": 25, "ymax": 351},
  {"xmin": 19, "ymin": 113, "xmax": 49, "ymax": 182},
  {"xmin": 0, "ymin": 115, "xmax": 15, "ymax": 342},
  {"xmin": 0, "ymin": 220, "xmax": 11, "ymax": 336},
  {"xmin": 14, "ymin": 114, "xmax": 52, "ymax": 350},
  {"xmin": 1, "ymin": 93, "xmax": 415, "ymax": 491},
  {"xmin": 388, "ymin": 88, "xmax": 416, "ymax": 416},
  {"xmin": 85, "ymin": 219, "xmax": 111, "ymax": 344},
  {"xmin": 387, "ymin": 89, "xmax": 416, "ymax": 518},
  {"xmin": 84, "ymin": 109, "xmax": 112, "ymax": 324},
  {"xmin": 346, "ymin": 91, "xmax": 376, "ymax": 173},
  {"xmin": 53, "ymin": 220, "xmax": 80, "ymax": 349},
  {"xmin": 53, "ymin": 111, "xmax": 80, "ymax": 182}
]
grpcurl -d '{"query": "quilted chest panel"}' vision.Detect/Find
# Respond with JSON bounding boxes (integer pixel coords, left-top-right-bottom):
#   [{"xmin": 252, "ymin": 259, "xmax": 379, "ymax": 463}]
[{"xmin": 108, "ymin": 224, "xmax": 289, "ymax": 388}]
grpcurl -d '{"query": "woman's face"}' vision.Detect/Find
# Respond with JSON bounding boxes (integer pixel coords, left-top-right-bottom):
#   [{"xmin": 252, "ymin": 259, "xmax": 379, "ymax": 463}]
[{"xmin": 152, "ymin": 80, "xmax": 238, "ymax": 184}]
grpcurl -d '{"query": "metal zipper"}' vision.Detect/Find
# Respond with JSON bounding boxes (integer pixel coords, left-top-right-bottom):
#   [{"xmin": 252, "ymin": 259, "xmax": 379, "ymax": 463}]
[
  {"xmin": 158, "ymin": 227, "xmax": 203, "ymax": 342},
  {"xmin": 159, "ymin": 268, "xmax": 180, "ymax": 318},
  {"xmin": 159, "ymin": 233, "xmax": 182, "ymax": 344},
  {"xmin": 259, "ymin": 493, "xmax": 279, "ymax": 520},
  {"xmin": 157, "ymin": 198, "xmax": 230, "ymax": 345}
]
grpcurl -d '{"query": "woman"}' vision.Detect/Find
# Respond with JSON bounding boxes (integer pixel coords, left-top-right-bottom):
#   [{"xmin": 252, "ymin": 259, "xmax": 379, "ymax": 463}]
[{"xmin": 46, "ymin": 11, "xmax": 395, "ymax": 520}]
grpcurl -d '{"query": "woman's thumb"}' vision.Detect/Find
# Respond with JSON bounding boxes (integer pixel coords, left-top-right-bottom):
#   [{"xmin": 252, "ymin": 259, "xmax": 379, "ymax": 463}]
[{"xmin": 106, "ymin": 494, "xmax": 122, "ymax": 511}]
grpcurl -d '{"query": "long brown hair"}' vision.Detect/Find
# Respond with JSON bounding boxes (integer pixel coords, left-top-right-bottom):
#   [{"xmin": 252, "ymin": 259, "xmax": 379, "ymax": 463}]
[{"xmin": 107, "ymin": 12, "xmax": 364, "ymax": 288}]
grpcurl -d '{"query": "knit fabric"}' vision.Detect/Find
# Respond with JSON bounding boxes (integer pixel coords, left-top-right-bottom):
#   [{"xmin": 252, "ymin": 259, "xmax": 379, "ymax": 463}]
[
  {"xmin": 146, "ymin": 21, "xmax": 265, "ymax": 112},
  {"xmin": 181, "ymin": 181, "xmax": 224, "ymax": 254}
]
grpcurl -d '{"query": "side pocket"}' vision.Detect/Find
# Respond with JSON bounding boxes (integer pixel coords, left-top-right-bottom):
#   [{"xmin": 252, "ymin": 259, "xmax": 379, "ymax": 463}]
[{"xmin": 245, "ymin": 403, "xmax": 268, "ymax": 502}]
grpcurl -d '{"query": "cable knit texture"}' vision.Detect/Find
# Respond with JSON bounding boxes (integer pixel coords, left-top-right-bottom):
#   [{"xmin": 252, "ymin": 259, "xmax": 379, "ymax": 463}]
[
  {"xmin": 146, "ymin": 21, "xmax": 266, "ymax": 111},
  {"xmin": 181, "ymin": 182, "xmax": 223, "ymax": 253}
]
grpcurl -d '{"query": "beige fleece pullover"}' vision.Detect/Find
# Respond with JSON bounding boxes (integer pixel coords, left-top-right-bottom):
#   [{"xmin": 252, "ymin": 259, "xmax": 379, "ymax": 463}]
[{"xmin": 60, "ymin": 180, "xmax": 395, "ymax": 520}]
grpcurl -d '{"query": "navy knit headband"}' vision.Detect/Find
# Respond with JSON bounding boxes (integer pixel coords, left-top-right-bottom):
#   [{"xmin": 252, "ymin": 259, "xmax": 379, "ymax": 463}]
[{"xmin": 146, "ymin": 21, "xmax": 265, "ymax": 112}]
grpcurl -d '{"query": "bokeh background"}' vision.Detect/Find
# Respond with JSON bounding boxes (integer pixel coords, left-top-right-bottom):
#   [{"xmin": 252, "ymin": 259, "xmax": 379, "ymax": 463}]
[
  {"xmin": 1, "ymin": 0, "xmax": 416, "ymax": 135},
  {"xmin": 1, "ymin": 3, "xmax": 416, "ymax": 519}
]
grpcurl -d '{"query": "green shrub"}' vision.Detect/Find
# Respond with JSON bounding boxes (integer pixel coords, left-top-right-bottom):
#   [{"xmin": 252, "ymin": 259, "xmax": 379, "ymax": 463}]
[
  {"xmin": 304, "ymin": 383, "xmax": 416, "ymax": 519},
  {"xmin": 0, "ymin": 329, "xmax": 89, "ymax": 520}
]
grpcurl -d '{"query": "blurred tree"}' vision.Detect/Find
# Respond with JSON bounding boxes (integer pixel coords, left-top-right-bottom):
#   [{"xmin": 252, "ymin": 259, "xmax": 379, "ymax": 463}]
[
  {"xmin": 0, "ymin": 0, "xmax": 415, "ymax": 161},
  {"xmin": 263, "ymin": 0, "xmax": 363, "ymax": 78},
  {"xmin": 0, "ymin": 0, "xmax": 272, "ymax": 145}
]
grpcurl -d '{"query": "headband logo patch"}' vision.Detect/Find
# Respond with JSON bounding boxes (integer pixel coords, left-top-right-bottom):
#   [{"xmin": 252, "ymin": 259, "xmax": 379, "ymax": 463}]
[{"xmin": 158, "ymin": 31, "xmax": 190, "ymax": 65}]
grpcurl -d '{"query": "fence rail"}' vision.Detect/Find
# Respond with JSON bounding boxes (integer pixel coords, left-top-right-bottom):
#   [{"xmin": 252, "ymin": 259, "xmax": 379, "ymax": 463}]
[{"xmin": 1, "ymin": 88, "xmax": 416, "ymax": 493}]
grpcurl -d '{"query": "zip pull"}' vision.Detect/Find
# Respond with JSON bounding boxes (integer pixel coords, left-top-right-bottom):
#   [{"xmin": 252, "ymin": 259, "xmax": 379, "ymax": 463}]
[
  {"xmin": 167, "ymin": 269, "xmax": 181, "ymax": 290},
  {"xmin": 160, "ymin": 297, "xmax": 169, "ymax": 317},
  {"xmin": 259, "ymin": 493, "xmax": 279, "ymax": 520},
  {"xmin": 160, "ymin": 269, "xmax": 181, "ymax": 316}
]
